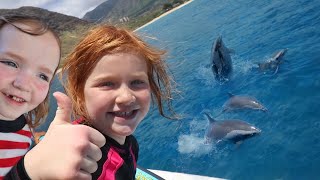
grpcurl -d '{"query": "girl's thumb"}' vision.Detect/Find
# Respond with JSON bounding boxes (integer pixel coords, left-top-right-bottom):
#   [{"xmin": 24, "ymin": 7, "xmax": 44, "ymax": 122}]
[{"xmin": 50, "ymin": 91, "xmax": 72, "ymax": 126}]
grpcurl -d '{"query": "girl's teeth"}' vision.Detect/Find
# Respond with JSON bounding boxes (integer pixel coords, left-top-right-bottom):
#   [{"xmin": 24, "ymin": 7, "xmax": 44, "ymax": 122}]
[
  {"xmin": 6, "ymin": 94, "xmax": 25, "ymax": 102},
  {"xmin": 115, "ymin": 111, "xmax": 133, "ymax": 117},
  {"xmin": 12, "ymin": 96, "xmax": 24, "ymax": 102}
]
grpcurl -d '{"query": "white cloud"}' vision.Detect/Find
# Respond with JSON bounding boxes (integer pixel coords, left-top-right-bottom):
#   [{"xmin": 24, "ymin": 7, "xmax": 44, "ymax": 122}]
[
  {"xmin": 0, "ymin": 0, "xmax": 51, "ymax": 8},
  {"xmin": 0, "ymin": 0, "xmax": 106, "ymax": 18}
]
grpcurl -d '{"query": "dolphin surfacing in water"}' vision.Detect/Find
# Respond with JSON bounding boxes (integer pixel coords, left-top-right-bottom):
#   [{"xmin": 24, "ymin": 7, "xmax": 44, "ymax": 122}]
[
  {"xmin": 257, "ymin": 48, "xmax": 288, "ymax": 74},
  {"xmin": 215, "ymin": 93, "xmax": 268, "ymax": 117},
  {"xmin": 210, "ymin": 36, "xmax": 233, "ymax": 82},
  {"xmin": 204, "ymin": 112, "xmax": 261, "ymax": 144},
  {"xmin": 222, "ymin": 93, "xmax": 267, "ymax": 112}
]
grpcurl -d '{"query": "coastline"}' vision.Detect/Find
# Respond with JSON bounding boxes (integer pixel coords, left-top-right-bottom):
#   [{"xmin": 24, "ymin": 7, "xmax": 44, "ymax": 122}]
[
  {"xmin": 134, "ymin": 0, "xmax": 194, "ymax": 31},
  {"xmin": 56, "ymin": 0, "xmax": 194, "ymax": 73}
]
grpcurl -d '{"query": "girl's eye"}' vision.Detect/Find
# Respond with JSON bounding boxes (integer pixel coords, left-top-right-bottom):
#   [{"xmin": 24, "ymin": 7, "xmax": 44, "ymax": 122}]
[
  {"xmin": 0, "ymin": 60, "xmax": 18, "ymax": 68},
  {"xmin": 131, "ymin": 80, "xmax": 143, "ymax": 85},
  {"xmin": 39, "ymin": 73, "xmax": 49, "ymax": 82},
  {"xmin": 101, "ymin": 81, "xmax": 114, "ymax": 87},
  {"xmin": 131, "ymin": 80, "xmax": 145, "ymax": 85}
]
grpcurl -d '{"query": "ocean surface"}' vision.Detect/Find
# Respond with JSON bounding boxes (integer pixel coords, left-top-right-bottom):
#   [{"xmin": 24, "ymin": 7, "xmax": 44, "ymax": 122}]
[{"xmin": 39, "ymin": 0, "xmax": 320, "ymax": 179}]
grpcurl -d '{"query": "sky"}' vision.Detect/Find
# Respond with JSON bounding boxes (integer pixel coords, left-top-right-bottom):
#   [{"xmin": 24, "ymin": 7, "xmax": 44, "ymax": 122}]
[{"xmin": 0, "ymin": 0, "xmax": 106, "ymax": 18}]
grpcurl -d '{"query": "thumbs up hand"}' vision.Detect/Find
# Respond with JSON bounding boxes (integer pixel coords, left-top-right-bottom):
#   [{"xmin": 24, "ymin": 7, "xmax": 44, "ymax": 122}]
[
  {"xmin": 24, "ymin": 92, "xmax": 106, "ymax": 180},
  {"xmin": 49, "ymin": 91, "xmax": 73, "ymax": 126}
]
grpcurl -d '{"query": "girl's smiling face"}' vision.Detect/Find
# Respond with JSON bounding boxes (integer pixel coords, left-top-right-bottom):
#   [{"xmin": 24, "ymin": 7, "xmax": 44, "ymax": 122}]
[
  {"xmin": 0, "ymin": 23, "xmax": 60, "ymax": 120},
  {"xmin": 84, "ymin": 53, "xmax": 151, "ymax": 144}
]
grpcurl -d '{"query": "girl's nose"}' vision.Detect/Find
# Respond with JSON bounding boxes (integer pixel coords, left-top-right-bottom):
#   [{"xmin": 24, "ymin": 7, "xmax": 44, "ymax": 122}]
[
  {"xmin": 13, "ymin": 72, "xmax": 31, "ymax": 92},
  {"xmin": 115, "ymin": 86, "xmax": 136, "ymax": 106}
]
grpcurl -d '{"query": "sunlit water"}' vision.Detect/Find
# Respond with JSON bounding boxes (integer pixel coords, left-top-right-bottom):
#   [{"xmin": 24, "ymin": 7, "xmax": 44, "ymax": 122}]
[{"xmin": 39, "ymin": 0, "xmax": 320, "ymax": 179}]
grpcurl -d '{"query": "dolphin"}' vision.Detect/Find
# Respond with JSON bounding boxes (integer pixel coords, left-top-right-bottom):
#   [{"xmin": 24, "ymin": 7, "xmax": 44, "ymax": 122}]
[
  {"xmin": 210, "ymin": 36, "xmax": 233, "ymax": 82},
  {"xmin": 257, "ymin": 48, "xmax": 288, "ymax": 74},
  {"xmin": 204, "ymin": 112, "xmax": 261, "ymax": 144},
  {"xmin": 215, "ymin": 93, "xmax": 268, "ymax": 117},
  {"xmin": 223, "ymin": 93, "xmax": 267, "ymax": 112}
]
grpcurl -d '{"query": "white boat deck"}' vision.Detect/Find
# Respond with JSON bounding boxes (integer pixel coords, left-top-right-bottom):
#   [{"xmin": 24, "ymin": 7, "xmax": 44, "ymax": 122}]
[{"xmin": 148, "ymin": 169, "xmax": 226, "ymax": 180}]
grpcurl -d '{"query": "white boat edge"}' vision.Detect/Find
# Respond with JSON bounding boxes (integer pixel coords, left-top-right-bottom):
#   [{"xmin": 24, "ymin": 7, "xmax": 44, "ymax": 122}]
[{"xmin": 148, "ymin": 169, "xmax": 227, "ymax": 180}]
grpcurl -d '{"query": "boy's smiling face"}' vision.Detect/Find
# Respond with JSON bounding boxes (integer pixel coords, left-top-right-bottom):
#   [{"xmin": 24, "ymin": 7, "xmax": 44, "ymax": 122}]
[
  {"xmin": 0, "ymin": 23, "xmax": 60, "ymax": 120},
  {"xmin": 84, "ymin": 53, "xmax": 151, "ymax": 144}
]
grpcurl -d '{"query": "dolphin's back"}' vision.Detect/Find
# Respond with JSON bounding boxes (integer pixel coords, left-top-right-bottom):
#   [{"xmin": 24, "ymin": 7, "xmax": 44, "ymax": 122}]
[
  {"xmin": 206, "ymin": 119, "xmax": 260, "ymax": 143},
  {"xmin": 223, "ymin": 95, "xmax": 267, "ymax": 111},
  {"xmin": 218, "ymin": 120, "xmax": 255, "ymax": 131}
]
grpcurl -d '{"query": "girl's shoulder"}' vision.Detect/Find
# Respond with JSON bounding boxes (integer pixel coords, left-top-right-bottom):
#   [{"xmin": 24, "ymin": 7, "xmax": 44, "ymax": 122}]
[{"xmin": 128, "ymin": 135, "xmax": 139, "ymax": 153}]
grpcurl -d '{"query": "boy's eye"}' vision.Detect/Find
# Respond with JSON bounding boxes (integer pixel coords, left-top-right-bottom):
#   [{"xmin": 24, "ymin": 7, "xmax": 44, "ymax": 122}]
[
  {"xmin": 39, "ymin": 73, "xmax": 49, "ymax": 82},
  {"xmin": 0, "ymin": 60, "xmax": 18, "ymax": 68}
]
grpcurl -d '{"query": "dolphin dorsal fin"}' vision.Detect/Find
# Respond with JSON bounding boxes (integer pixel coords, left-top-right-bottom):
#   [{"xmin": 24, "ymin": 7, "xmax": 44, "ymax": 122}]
[
  {"xmin": 227, "ymin": 92, "xmax": 235, "ymax": 97},
  {"xmin": 204, "ymin": 112, "xmax": 216, "ymax": 123}
]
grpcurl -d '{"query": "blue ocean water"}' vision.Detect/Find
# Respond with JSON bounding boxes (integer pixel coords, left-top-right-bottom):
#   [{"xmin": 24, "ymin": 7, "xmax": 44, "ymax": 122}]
[{"xmin": 39, "ymin": 0, "xmax": 320, "ymax": 179}]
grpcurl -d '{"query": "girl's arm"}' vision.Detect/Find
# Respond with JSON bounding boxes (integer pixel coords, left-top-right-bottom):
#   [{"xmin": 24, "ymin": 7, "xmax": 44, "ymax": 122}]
[{"xmin": 6, "ymin": 92, "xmax": 106, "ymax": 180}]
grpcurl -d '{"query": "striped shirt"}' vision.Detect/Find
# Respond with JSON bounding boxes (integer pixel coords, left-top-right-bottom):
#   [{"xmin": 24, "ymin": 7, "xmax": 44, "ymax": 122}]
[{"xmin": 0, "ymin": 116, "xmax": 32, "ymax": 179}]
